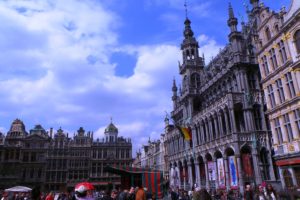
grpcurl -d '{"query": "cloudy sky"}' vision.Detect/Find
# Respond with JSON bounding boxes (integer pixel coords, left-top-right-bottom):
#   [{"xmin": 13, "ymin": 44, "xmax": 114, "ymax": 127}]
[{"xmin": 0, "ymin": 0, "xmax": 289, "ymax": 154}]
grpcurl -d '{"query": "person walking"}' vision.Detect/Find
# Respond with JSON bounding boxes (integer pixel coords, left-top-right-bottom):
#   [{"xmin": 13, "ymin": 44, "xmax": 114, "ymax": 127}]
[
  {"xmin": 135, "ymin": 186, "xmax": 146, "ymax": 200},
  {"xmin": 265, "ymin": 184, "xmax": 277, "ymax": 200}
]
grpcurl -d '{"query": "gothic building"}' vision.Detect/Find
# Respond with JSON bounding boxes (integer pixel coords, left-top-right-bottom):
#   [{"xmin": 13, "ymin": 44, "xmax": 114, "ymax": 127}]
[
  {"xmin": 0, "ymin": 119, "xmax": 132, "ymax": 191},
  {"xmin": 255, "ymin": 0, "xmax": 300, "ymax": 189},
  {"xmin": 165, "ymin": 1, "xmax": 277, "ymax": 193}
]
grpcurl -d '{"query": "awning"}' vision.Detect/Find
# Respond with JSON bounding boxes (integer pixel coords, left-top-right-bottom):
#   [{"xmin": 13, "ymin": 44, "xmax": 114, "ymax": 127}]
[
  {"xmin": 5, "ymin": 186, "xmax": 32, "ymax": 192},
  {"xmin": 276, "ymin": 157, "xmax": 300, "ymax": 166},
  {"xmin": 104, "ymin": 165, "xmax": 161, "ymax": 175}
]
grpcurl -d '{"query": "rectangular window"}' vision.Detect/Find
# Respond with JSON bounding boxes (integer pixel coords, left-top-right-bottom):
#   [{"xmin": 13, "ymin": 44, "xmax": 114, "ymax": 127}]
[
  {"xmin": 276, "ymin": 79, "xmax": 285, "ymax": 103},
  {"xmin": 262, "ymin": 56, "xmax": 270, "ymax": 75},
  {"xmin": 248, "ymin": 73, "xmax": 256, "ymax": 89},
  {"xmin": 274, "ymin": 118, "xmax": 283, "ymax": 144},
  {"xmin": 285, "ymin": 72, "xmax": 296, "ymax": 98},
  {"xmin": 278, "ymin": 40, "xmax": 287, "ymax": 64},
  {"xmin": 294, "ymin": 109, "xmax": 300, "ymax": 133},
  {"xmin": 283, "ymin": 114, "xmax": 293, "ymax": 142},
  {"xmin": 267, "ymin": 85, "xmax": 276, "ymax": 108},
  {"xmin": 269, "ymin": 48, "xmax": 278, "ymax": 69}
]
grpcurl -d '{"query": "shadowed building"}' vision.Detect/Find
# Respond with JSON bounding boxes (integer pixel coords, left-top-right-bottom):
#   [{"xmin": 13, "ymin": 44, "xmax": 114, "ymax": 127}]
[{"xmin": 0, "ymin": 119, "xmax": 132, "ymax": 191}]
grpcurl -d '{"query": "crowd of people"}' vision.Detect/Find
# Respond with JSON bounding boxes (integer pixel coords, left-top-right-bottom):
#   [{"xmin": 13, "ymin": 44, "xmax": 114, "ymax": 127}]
[{"xmin": 0, "ymin": 183, "xmax": 280, "ymax": 200}]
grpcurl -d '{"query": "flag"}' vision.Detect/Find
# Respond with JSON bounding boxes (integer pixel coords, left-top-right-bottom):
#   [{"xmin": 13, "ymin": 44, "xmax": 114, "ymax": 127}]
[{"xmin": 176, "ymin": 126, "xmax": 192, "ymax": 141}]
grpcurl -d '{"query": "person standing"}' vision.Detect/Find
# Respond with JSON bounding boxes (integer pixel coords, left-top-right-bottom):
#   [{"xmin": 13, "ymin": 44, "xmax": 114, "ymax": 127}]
[
  {"xmin": 244, "ymin": 184, "xmax": 254, "ymax": 200},
  {"xmin": 265, "ymin": 184, "xmax": 277, "ymax": 200},
  {"xmin": 46, "ymin": 192, "xmax": 54, "ymax": 200}
]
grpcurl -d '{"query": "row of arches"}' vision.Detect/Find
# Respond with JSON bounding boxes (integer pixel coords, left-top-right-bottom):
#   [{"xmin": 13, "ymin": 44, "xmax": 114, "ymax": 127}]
[{"xmin": 169, "ymin": 145, "xmax": 272, "ymax": 191}]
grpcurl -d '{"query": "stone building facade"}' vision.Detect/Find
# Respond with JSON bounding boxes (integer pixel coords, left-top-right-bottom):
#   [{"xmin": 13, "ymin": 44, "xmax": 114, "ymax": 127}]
[
  {"xmin": 255, "ymin": 0, "xmax": 300, "ymax": 189},
  {"xmin": 165, "ymin": 1, "xmax": 277, "ymax": 193},
  {"xmin": 0, "ymin": 119, "xmax": 132, "ymax": 191}
]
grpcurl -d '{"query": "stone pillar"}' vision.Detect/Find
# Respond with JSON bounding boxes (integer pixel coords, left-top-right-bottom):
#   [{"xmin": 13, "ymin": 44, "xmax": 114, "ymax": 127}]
[
  {"xmin": 200, "ymin": 123, "xmax": 205, "ymax": 144},
  {"xmin": 195, "ymin": 161, "xmax": 200, "ymax": 187},
  {"xmin": 224, "ymin": 110, "xmax": 230, "ymax": 134},
  {"xmin": 278, "ymin": 167, "xmax": 286, "ymax": 189},
  {"xmin": 188, "ymin": 161, "xmax": 193, "ymax": 189},
  {"xmin": 224, "ymin": 157, "xmax": 230, "ymax": 191},
  {"xmin": 205, "ymin": 160, "xmax": 210, "ymax": 189},
  {"xmin": 214, "ymin": 158, "xmax": 219, "ymax": 189},
  {"xmin": 209, "ymin": 119, "xmax": 213, "ymax": 141},
  {"xmin": 205, "ymin": 121, "xmax": 209, "ymax": 142},
  {"xmin": 218, "ymin": 113, "xmax": 224, "ymax": 137},
  {"xmin": 229, "ymin": 108, "xmax": 237, "ymax": 133},
  {"xmin": 289, "ymin": 111, "xmax": 300, "ymax": 139},
  {"xmin": 263, "ymin": 88, "xmax": 272, "ymax": 109},
  {"xmin": 252, "ymin": 150, "xmax": 263, "ymax": 185},
  {"xmin": 236, "ymin": 155, "xmax": 244, "ymax": 193},
  {"xmin": 213, "ymin": 115, "xmax": 219, "ymax": 139},
  {"xmin": 289, "ymin": 167, "xmax": 298, "ymax": 186}
]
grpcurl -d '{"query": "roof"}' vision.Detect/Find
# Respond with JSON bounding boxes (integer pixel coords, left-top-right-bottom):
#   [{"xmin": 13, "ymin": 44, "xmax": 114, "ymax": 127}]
[{"xmin": 105, "ymin": 122, "xmax": 118, "ymax": 133}]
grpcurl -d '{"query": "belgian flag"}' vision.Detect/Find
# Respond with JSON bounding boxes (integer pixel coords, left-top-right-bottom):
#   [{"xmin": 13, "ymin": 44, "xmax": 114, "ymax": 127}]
[{"xmin": 176, "ymin": 126, "xmax": 192, "ymax": 141}]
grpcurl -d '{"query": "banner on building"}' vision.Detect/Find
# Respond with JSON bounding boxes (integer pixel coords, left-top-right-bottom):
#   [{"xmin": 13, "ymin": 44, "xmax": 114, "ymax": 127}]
[
  {"xmin": 228, "ymin": 156, "xmax": 238, "ymax": 187},
  {"xmin": 207, "ymin": 161, "xmax": 216, "ymax": 181},
  {"xmin": 242, "ymin": 154, "xmax": 253, "ymax": 177},
  {"xmin": 217, "ymin": 158, "xmax": 225, "ymax": 187}
]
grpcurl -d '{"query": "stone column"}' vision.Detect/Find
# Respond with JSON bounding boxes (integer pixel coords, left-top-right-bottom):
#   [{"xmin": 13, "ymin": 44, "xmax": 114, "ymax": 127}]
[
  {"xmin": 229, "ymin": 108, "xmax": 237, "ymax": 133},
  {"xmin": 236, "ymin": 155, "xmax": 244, "ymax": 193},
  {"xmin": 195, "ymin": 161, "xmax": 200, "ymax": 187},
  {"xmin": 289, "ymin": 111, "xmax": 300, "ymax": 140},
  {"xmin": 278, "ymin": 167, "xmax": 285, "ymax": 189},
  {"xmin": 205, "ymin": 159, "xmax": 210, "ymax": 189},
  {"xmin": 252, "ymin": 150, "xmax": 263, "ymax": 185},
  {"xmin": 188, "ymin": 161, "xmax": 193, "ymax": 189},
  {"xmin": 213, "ymin": 115, "xmax": 219, "ymax": 139},
  {"xmin": 209, "ymin": 119, "xmax": 213, "ymax": 141},
  {"xmin": 218, "ymin": 113, "xmax": 224, "ymax": 137},
  {"xmin": 289, "ymin": 167, "xmax": 298, "ymax": 186},
  {"xmin": 224, "ymin": 110, "xmax": 230, "ymax": 134},
  {"xmin": 178, "ymin": 165, "xmax": 182, "ymax": 189},
  {"xmin": 200, "ymin": 123, "xmax": 205, "ymax": 144},
  {"xmin": 224, "ymin": 157, "xmax": 230, "ymax": 191},
  {"xmin": 214, "ymin": 158, "xmax": 219, "ymax": 189}
]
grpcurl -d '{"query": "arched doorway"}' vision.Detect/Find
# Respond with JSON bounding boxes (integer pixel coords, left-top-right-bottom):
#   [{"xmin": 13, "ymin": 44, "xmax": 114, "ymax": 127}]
[
  {"xmin": 198, "ymin": 156, "xmax": 206, "ymax": 187},
  {"xmin": 215, "ymin": 151, "xmax": 225, "ymax": 189},
  {"xmin": 260, "ymin": 148, "xmax": 270, "ymax": 180},
  {"xmin": 241, "ymin": 145, "xmax": 254, "ymax": 185},
  {"xmin": 205, "ymin": 153, "xmax": 215, "ymax": 189},
  {"xmin": 190, "ymin": 157, "xmax": 196, "ymax": 186}
]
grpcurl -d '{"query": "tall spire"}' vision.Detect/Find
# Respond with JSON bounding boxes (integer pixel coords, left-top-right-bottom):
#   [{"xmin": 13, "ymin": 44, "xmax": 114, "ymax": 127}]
[
  {"xmin": 229, "ymin": 2, "xmax": 235, "ymax": 18},
  {"xmin": 227, "ymin": 2, "xmax": 238, "ymax": 32},
  {"xmin": 184, "ymin": 0, "xmax": 188, "ymax": 19}
]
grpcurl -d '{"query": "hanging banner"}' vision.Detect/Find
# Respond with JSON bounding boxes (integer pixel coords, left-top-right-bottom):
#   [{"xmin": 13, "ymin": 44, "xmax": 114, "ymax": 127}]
[
  {"xmin": 217, "ymin": 158, "xmax": 225, "ymax": 187},
  {"xmin": 207, "ymin": 161, "xmax": 216, "ymax": 181},
  {"xmin": 228, "ymin": 156, "xmax": 238, "ymax": 187},
  {"xmin": 242, "ymin": 154, "xmax": 253, "ymax": 177}
]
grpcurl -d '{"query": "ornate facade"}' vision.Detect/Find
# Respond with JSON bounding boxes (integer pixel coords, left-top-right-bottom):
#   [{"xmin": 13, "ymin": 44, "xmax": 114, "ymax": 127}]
[
  {"xmin": 0, "ymin": 119, "xmax": 132, "ymax": 191},
  {"xmin": 255, "ymin": 0, "xmax": 300, "ymax": 189},
  {"xmin": 165, "ymin": 1, "xmax": 277, "ymax": 193}
]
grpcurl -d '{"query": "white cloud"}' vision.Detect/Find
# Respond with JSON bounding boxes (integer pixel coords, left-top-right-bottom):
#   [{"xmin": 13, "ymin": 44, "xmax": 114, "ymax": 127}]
[{"xmin": 197, "ymin": 34, "xmax": 224, "ymax": 64}]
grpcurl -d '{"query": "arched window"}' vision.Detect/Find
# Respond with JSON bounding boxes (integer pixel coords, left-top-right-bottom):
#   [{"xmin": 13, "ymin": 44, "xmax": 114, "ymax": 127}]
[
  {"xmin": 274, "ymin": 24, "xmax": 279, "ymax": 33},
  {"xmin": 190, "ymin": 73, "xmax": 200, "ymax": 88},
  {"xmin": 265, "ymin": 27, "xmax": 271, "ymax": 41},
  {"xmin": 283, "ymin": 169, "xmax": 294, "ymax": 189},
  {"xmin": 294, "ymin": 30, "xmax": 300, "ymax": 54}
]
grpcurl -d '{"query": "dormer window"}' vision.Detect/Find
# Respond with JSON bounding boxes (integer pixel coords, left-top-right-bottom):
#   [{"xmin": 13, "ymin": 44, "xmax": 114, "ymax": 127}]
[
  {"xmin": 265, "ymin": 27, "xmax": 271, "ymax": 41},
  {"xmin": 294, "ymin": 30, "xmax": 300, "ymax": 54}
]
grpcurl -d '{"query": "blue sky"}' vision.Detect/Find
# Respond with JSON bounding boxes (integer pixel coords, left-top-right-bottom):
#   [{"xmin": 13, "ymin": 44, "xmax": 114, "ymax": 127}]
[{"xmin": 0, "ymin": 0, "xmax": 290, "ymax": 154}]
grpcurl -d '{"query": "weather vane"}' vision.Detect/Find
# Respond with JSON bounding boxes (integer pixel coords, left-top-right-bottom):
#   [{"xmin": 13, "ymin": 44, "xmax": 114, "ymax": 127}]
[{"xmin": 184, "ymin": 0, "xmax": 188, "ymax": 18}]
